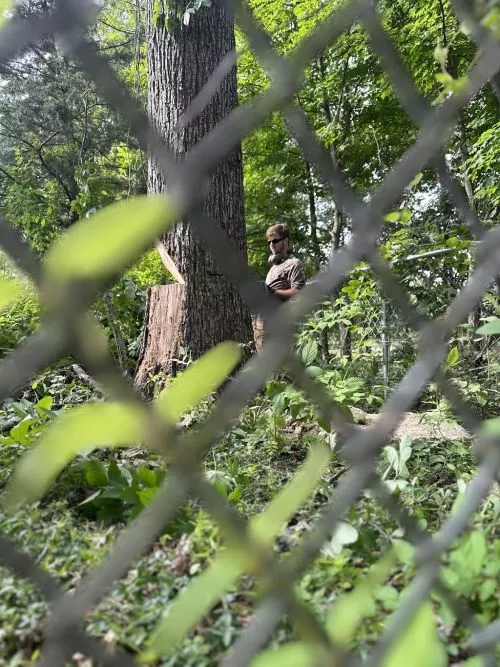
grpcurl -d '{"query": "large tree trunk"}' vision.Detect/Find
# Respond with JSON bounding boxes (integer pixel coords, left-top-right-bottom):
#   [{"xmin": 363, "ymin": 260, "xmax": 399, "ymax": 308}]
[{"xmin": 136, "ymin": 0, "xmax": 253, "ymax": 392}]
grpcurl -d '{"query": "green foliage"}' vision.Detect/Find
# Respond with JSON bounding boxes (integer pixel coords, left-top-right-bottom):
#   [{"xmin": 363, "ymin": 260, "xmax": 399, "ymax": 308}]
[
  {"xmin": 0, "ymin": 275, "xmax": 23, "ymax": 311},
  {"xmin": 1, "ymin": 368, "xmax": 499, "ymax": 663},
  {"xmin": 79, "ymin": 459, "xmax": 167, "ymax": 523},
  {"xmin": 0, "ymin": 268, "xmax": 39, "ymax": 353},
  {"xmin": 382, "ymin": 435, "xmax": 413, "ymax": 492},
  {"xmin": 145, "ymin": 442, "xmax": 330, "ymax": 659},
  {"xmin": 155, "ymin": 342, "xmax": 241, "ymax": 424},
  {"xmin": 1, "ymin": 1, "xmax": 500, "ymax": 664},
  {"xmin": 476, "ymin": 318, "xmax": 500, "ymax": 335},
  {"xmin": 3, "ymin": 341, "xmax": 241, "ymax": 510},
  {"xmin": 2, "ymin": 402, "xmax": 147, "ymax": 510},
  {"xmin": 384, "ymin": 603, "xmax": 447, "ymax": 667}
]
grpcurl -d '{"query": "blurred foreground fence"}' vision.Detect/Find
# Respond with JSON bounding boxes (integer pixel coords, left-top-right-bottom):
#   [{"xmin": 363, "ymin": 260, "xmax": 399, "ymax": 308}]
[{"xmin": 0, "ymin": 0, "xmax": 500, "ymax": 665}]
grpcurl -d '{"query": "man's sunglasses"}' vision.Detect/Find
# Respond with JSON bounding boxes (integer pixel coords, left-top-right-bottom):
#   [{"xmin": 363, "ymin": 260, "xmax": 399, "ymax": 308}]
[{"xmin": 268, "ymin": 237, "xmax": 285, "ymax": 245}]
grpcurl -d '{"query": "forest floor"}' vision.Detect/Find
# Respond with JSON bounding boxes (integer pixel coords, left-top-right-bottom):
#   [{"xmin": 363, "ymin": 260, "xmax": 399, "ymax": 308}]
[{"xmin": 0, "ymin": 372, "xmax": 497, "ymax": 666}]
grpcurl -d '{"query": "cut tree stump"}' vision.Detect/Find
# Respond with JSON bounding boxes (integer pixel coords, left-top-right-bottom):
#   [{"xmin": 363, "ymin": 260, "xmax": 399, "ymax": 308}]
[
  {"xmin": 252, "ymin": 313, "xmax": 265, "ymax": 351},
  {"xmin": 134, "ymin": 284, "xmax": 186, "ymax": 394}
]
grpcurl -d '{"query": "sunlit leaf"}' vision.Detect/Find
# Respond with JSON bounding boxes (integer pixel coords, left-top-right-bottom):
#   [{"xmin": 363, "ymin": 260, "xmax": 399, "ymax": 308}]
[
  {"xmin": 433, "ymin": 44, "xmax": 448, "ymax": 67},
  {"xmin": 145, "ymin": 442, "xmax": 330, "ymax": 658},
  {"xmin": 0, "ymin": 277, "xmax": 23, "ymax": 311},
  {"xmin": 408, "ymin": 172, "xmax": 423, "ymax": 189},
  {"xmin": 44, "ymin": 195, "xmax": 178, "ymax": 281},
  {"xmin": 0, "ymin": 0, "xmax": 12, "ymax": 26},
  {"xmin": 446, "ymin": 345, "xmax": 459, "ymax": 367},
  {"xmin": 2, "ymin": 403, "xmax": 147, "ymax": 510},
  {"xmin": 155, "ymin": 342, "xmax": 241, "ymax": 423},
  {"xmin": 382, "ymin": 602, "xmax": 447, "ymax": 667}
]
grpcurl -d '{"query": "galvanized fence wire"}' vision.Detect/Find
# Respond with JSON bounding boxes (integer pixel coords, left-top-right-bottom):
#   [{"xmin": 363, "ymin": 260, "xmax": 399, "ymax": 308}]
[{"xmin": 0, "ymin": 0, "xmax": 499, "ymax": 664}]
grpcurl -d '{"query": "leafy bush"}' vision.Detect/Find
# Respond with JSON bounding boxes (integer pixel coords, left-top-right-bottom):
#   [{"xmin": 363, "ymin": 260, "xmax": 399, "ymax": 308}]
[{"xmin": 0, "ymin": 290, "xmax": 40, "ymax": 355}]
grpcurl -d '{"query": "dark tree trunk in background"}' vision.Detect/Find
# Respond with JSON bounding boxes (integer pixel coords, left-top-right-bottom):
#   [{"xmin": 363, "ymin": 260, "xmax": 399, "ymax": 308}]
[{"xmin": 136, "ymin": 0, "xmax": 253, "ymax": 392}]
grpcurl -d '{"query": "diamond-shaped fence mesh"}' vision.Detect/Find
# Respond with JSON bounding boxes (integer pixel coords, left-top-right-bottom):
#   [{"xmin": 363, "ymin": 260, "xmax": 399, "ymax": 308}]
[{"xmin": 0, "ymin": 0, "xmax": 499, "ymax": 665}]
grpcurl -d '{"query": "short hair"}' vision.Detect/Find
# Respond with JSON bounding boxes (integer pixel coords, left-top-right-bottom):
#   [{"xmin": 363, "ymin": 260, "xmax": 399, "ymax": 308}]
[{"xmin": 266, "ymin": 223, "xmax": 289, "ymax": 240}]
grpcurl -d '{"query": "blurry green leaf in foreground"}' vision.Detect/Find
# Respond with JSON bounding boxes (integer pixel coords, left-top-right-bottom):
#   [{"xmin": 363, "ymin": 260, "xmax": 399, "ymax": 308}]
[
  {"xmin": 44, "ymin": 195, "xmax": 177, "ymax": 281},
  {"xmin": 479, "ymin": 416, "xmax": 500, "ymax": 437},
  {"xmin": 249, "ymin": 642, "xmax": 319, "ymax": 667},
  {"xmin": 144, "ymin": 442, "xmax": 330, "ymax": 660},
  {"xmin": 155, "ymin": 342, "xmax": 241, "ymax": 424},
  {"xmin": 2, "ymin": 403, "xmax": 146, "ymax": 510},
  {"xmin": 382, "ymin": 602, "xmax": 446, "ymax": 667},
  {"xmin": 0, "ymin": 276, "xmax": 24, "ymax": 312},
  {"xmin": 0, "ymin": 0, "xmax": 12, "ymax": 26},
  {"xmin": 326, "ymin": 551, "xmax": 394, "ymax": 646}
]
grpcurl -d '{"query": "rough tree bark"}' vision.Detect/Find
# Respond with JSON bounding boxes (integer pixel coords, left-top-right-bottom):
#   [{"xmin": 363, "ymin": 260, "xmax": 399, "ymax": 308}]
[{"xmin": 135, "ymin": 0, "xmax": 253, "ymax": 392}]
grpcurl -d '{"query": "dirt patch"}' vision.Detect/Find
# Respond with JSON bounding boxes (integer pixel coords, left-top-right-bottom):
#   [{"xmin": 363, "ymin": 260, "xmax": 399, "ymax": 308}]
[{"xmin": 351, "ymin": 407, "xmax": 471, "ymax": 442}]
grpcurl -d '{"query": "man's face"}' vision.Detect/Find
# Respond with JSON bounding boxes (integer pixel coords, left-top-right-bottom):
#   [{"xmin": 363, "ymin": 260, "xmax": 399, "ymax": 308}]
[{"xmin": 267, "ymin": 231, "xmax": 288, "ymax": 256}]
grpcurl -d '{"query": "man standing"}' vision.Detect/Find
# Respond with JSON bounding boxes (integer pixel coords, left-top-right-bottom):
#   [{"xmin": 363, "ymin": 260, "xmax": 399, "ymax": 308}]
[
  {"xmin": 253, "ymin": 224, "xmax": 306, "ymax": 350},
  {"xmin": 265, "ymin": 224, "xmax": 306, "ymax": 299}
]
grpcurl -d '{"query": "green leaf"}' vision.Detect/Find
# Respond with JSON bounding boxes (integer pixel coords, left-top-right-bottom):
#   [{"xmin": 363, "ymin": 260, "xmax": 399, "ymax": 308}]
[
  {"xmin": 145, "ymin": 442, "xmax": 330, "ymax": 658},
  {"xmin": 408, "ymin": 172, "xmax": 423, "ymax": 189},
  {"xmin": 300, "ymin": 340, "xmax": 318, "ymax": 367},
  {"xmin": 84, "ymin": 460, "xmax": 108, "ymax": 487},
  {"xmin": 479, "ymin": 578, "xmax": 496, "ymax": 601},
  {"xmin": 461, "ymin": 659, "xmax": 482, "ymax": 667},
  {"xmin": 108, "ymin": 460, "xmax": 127, "ymax": 483},
  {"xmin": 322, "ymin": 522, "xmax": 358, "ymax": 557},
  {"xmin": 446, "ymin": 346, "xmax": 459, "ymax": 367},
  {"xmin": 393, "ymin": 539, "xmax": 414, "ymax": 565},
  {"xmin": 433, "ymin": 44, "xmax": 448, "ymax": 67},
  {"xmin": 476, "ymin": 318, "xmax": 500, "ymax": 335},
  {"xmin": 0, "ymin": 277, "xmax": 23, "ymax": 312},
  {"xmin": 137, "ymin": 487, "xmax": 158, "ymax": 507},
  {"xmin": 382, "ymin": 603, "xmax": 446, "ymax": 667},
  {"xmin": 10, "ymin": 418, "xmax": 35, "ymax": 446},
  {"xmin": 376, "ymin": 585, "xmax": 400, "ymax": 611},
  {"xmin": 137, "ymin": 466, "xmax": 158, "ymax": 488},
  {"xmin": 44, "ymin": 195, "xmax": 178, "ymax": 281},
  {"xmin": 155, "ymin": 342, "xmax": 241, "ymax": 423},
  {"xmin": 2, "ymin": 402, "xmax": 146, "ymax": 509},
  {"xmin": 0, "ymin": 0, "xmax": 12, "ymax": 26},
  {"xmin": 35, "ymin": 396, "xmax": 53, "ymax": 415},
  {"xmin": 453, "ymin": 531, "xmax": 486, "ymax": 577},
  {"xmin": 249, "ymin": 643, "xmax": 318, "ymax": 667},
  {"xmin": 482, "ymin": 6, "xmax": 500, "ymax": 38},
  {"xmin": 479, "ymin": 417, "xmax": 500, "ymax": 437},
  {"xmin": 384, "ymin": 211, "xmax": 401, "ymax": 223},
  {"xmin": 326, "ymin": 552, "xmax": 395, "ymax": 646}
]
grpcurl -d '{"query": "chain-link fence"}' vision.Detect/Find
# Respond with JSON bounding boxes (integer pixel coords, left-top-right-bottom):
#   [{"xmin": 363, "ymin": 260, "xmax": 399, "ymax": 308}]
[{"xmin": 1, "ymin": 0, "xmax": 499, "ymax": 665}]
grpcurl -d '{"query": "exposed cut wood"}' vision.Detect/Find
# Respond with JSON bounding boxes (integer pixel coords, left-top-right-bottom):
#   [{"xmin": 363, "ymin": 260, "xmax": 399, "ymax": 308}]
[
  {"xmin": 134, "ymin": 284, "xmax": 186, "ymax": 394},
  {"xmin": 252, "ymin": 314, "xmax": 265, "ymax": 351}
]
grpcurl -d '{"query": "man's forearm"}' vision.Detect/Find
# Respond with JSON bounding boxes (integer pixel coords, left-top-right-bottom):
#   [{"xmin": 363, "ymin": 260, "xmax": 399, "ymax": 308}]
[{"xmin": 273, "ymin": 287, "xmax": 300, "ymax": 300}]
